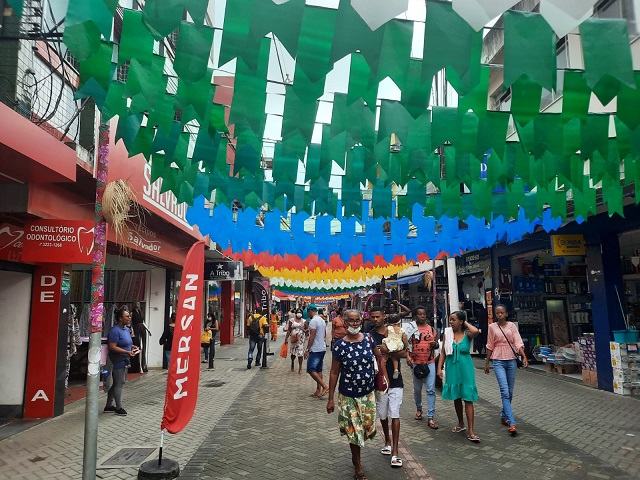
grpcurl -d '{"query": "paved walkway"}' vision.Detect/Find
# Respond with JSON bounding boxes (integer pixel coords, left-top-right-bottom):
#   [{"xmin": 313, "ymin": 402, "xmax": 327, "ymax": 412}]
[{"xmin": 0, "ymin": 333, "xmax": 639, "ymax": 479}]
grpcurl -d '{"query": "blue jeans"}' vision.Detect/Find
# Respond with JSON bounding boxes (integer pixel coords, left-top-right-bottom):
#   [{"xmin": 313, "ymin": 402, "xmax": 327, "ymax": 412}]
[
  {"xmin": 412, "ymin": 364, "xmax": 436, "ymax": 419},
  {"xmin": 492, "ymin": 359, "xmax": 517, "ymax": 426},
  {"xmin": 306, "ymin": 351, "xmax": 325, "ymax": 373},
  {"xmin": 248, "ymin": 335, "xmax": 265, "ymax": 364}
]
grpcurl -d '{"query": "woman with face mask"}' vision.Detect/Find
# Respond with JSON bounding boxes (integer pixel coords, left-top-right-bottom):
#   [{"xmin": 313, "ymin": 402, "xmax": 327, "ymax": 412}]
[
  {"xmin": 327, "ymin": 309, "xmax": 382, "ymax": 480},
  {"xmin": 284, "ymin": 308, "xmax": 307, "ymax": 373}
]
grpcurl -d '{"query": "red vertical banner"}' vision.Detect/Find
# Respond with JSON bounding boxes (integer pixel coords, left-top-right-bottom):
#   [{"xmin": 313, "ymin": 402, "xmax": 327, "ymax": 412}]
[
  {"xmin": 220, "ymin": 281, "xmax": 234, "ymax": 345},
  {"xmin": 161, "ymin": 241, "xmax": 205, "ymax": 434},
  {"xmin": 24, "ymin": 264, "xmax": 62, "ymax": 418}
]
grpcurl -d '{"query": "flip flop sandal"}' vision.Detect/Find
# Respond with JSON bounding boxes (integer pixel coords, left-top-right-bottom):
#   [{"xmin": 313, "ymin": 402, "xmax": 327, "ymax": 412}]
[
  {"xmin": 353, "ymin": 473, "xmax": 367, "ymax": 480},
  {"xmin": 380, "ymin": 445, "xmax": 392, "ymax": 455},
  {"xmin": 452, "ymin": 426, "xmax": 466, "ymax": 433},
  {"xmin": 415, "ymin": 410, "xmax": 423, "ymax": 420},
  {"xmin": 391, "ymin": 456, "xmax": 403, "ymax": 468},
  {"xmin": 428, "ymin": 418, "xmax": 439, "ymax": 430},
  {"xmin": 467, "ymin": 434, "xmax": 481, "ymax": 443}
]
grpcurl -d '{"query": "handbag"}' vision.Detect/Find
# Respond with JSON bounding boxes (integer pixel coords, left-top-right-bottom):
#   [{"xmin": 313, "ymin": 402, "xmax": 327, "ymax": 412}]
[
  {"xmin": 279, "ymin": 342, "xmax": 289, "ymax": 358},
  {"xmin": 497, "ymin": 324, "xmax": 524, "ymax": 368},
  {"xmin": 410, "ymin": 325, "xmax": 434, "ymax": 379},
  {"xmin": 413, "ymin": 363, "xmax": 430, "ymax": 379},
  {"xmin": 368, "ymin": 334, "xmax": 388, "ymax": 393},
  {"xmin": 200, "ymin": 330, "xmax": 212, "ymax": 345}
]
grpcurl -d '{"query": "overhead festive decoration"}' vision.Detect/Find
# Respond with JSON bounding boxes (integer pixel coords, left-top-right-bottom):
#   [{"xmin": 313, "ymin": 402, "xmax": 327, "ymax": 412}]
[{"xmin": 7, "ymin": 0, "xmax": 638, "ymax": 287}]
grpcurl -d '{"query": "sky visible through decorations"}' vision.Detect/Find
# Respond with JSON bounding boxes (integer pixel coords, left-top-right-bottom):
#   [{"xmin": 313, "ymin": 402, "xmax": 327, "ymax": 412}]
[{"xmin": 10, "ymin": 0, "xmax": 640, "ymax": 291}]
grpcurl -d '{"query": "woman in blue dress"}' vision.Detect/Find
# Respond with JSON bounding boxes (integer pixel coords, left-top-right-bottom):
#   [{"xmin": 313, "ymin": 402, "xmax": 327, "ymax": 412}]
[{"xmin": 437, "ymin": 311, "xmax": 481, "ymax": 442}]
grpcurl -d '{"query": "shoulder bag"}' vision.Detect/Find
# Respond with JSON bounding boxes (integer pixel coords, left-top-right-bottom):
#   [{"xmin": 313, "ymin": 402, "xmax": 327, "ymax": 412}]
[
  {"xmin": 497, "ymin": 324, "xmax": 524, "ymax": 368},
  {"xmin": 411, "ymin": 325, "xmax": 434, "ymax": 379},
  {"xmin": 368, "ymin": 333, "xmax": 388, "ymax": 393}
]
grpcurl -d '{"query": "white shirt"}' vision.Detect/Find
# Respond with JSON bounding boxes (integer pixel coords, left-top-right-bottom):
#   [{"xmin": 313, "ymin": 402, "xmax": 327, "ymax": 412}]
[{"xmin": 308, "ymin": 315, "xmax": 326, "ymax": 352}]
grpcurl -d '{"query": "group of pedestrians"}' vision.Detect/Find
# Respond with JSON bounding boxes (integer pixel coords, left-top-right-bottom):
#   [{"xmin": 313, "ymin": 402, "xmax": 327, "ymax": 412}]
[{"xmin": 322, "ymin": 303, "xmax": 528, "ymax": 480}]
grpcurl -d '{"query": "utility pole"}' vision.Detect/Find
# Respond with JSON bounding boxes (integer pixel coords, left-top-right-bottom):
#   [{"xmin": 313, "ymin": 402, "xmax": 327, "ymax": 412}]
[{"xmin": 82, "ymin": 121, "xmax": 109, "ymax": 480}]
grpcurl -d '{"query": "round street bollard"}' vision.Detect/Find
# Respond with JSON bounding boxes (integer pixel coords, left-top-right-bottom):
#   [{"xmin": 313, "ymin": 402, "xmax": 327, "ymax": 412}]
[{"xmin": 138, "ymin": 458, "xmax": 180, "ymax": 479}]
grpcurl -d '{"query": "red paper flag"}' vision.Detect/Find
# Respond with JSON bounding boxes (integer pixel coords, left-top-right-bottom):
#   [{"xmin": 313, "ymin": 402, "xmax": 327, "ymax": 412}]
[{"xmin": 161, "ymin": 241, "xmax": 205, "ymax": 434}]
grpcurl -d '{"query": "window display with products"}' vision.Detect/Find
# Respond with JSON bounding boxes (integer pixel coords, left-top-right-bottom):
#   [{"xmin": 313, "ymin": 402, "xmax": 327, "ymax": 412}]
[
  {"xmin": 619, "ymin": 231, "xmax": 640, "ymax": 331},
  {"xmin": 508, "ymin": 252, "xmax": 592, "ymax": 353}
]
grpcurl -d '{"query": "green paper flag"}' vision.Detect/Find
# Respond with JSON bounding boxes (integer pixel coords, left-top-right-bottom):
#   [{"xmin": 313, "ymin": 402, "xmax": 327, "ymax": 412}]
[
  {"xmin": 219, "ymin": 0, "xmax": 261, "ymax": 71},
  {"xmin": 347, "ymin": 53, "xmax": 378, "ymax": 113},
  {"xmin": 561, "ymin": 71, "xmax": 590, "ymax": 122},
  {"xmin": 118, "ymin": 9, "xmax": 154, "ymax": 67},
  {"xmin": 173, "ymin": 23, "xmax": 214, "ymax": 84},
  {"xmin": 250, "ymin": 0, "xmax": 305, "ymax": 57},
  {"xmin": 617, "ymin": 72, "xmax": 640, "ymax": 130},
  {"xmin": 273, "ymin": 142, "xmax": 300, "ymax": 182},
  {"xmin": 510, "ymin": 77, "xmax": 541, "ymax": 127},
  {"xmin": 503, "ymin": 11, "xmax": 556, "ymax": 91},
  {"xmin": 331, "ymin": 0, "xmax": 384, "ymax": 73},
  {"xmin": 142, "ymin": 0, "xmax": 184, "ymax": 40},
  {"xmin": 229, "ymin": 38, "xmax": 270, "ymax": 137},
  {"xmin": 580, "ymin": 18, "xmax": 634, "ymax": 105},
  {"xmin": 76, "ymin": 41, "xmax": 115, "ymax": 109},
  {"xmin": 372, "ymin": 183, "xmax": 392, "ymax": 219},
  {"xmin": 376, "ymin": 20, "xmax": 413, "ymax": 88},
  {"xmin": 423, "ymin": 1, "xmax": 481, "ymax": 92},
  {"xmin": 402, "ymin": 60, "xmax": 431, "ymax": 120},
  {"xmin": 297, "ymin": 6, "xmax": 336, "ymax": 83}
]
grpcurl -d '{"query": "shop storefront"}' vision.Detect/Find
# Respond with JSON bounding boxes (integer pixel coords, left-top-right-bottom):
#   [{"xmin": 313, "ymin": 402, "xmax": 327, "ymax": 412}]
[
  {"xmin": 455, "ymin": 250, "xmax": 493, "ymax": 355},
  {"xmin": 489, "ymin": 203, "xmax": 640, "ymax": 394},
  {"xmin": 386, "ymin": 261, "xmax": 449, "ymax": 329},
  {"xmin": 492, "ymin": 235, "xmax": 591, "ymax": 364}
]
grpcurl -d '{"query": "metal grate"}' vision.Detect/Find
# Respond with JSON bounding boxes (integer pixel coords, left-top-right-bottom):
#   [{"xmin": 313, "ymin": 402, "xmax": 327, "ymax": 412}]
[{"xmin": 97, "ymin": 447, "xmax": 157, "ymax": 469}]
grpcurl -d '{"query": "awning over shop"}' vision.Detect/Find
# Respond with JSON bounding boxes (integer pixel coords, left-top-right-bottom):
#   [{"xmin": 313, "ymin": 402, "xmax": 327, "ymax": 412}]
[
  {"xmin": 273, "ymin": 290, "xmax": 295, "ymax": 301},
  {"xmin": 0, "ymin": 102, "xmax": 76, "ymax": 184},
  {"xmin": 386, "ymin": 272, "xmax": 425, "ymax": 287}
]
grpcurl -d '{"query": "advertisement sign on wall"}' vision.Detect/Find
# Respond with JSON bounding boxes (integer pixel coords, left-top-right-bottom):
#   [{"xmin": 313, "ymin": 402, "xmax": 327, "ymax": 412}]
[
  {"xmin": 205, "ymin": 261, "xmax": 243, "ymax": 281},
  {"xmin": 551, "ymin": 234, "xmax": 586, "ymax": 257},
  {"xmin": 21, "ymin": 219, "xmax": 95, "ymax": 264}
]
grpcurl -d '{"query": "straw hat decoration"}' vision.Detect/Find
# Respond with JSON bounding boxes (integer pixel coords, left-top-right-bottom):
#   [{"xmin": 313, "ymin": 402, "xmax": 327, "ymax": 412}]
[{"xmin": 102, "ymin": 179, "xmax": 139, "ymax": 254}]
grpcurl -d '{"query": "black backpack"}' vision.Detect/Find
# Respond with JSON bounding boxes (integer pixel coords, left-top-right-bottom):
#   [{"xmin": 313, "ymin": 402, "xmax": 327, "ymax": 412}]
[{"xmin": 249, "ymin": 314, "xmax": 262, "ymax": 336}]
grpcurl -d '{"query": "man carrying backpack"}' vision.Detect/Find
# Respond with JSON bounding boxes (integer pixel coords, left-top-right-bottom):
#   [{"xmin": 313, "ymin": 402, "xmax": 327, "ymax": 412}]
[{"xmin": 247, "ymin": 309, "xmax": 268, "ymax": 369}]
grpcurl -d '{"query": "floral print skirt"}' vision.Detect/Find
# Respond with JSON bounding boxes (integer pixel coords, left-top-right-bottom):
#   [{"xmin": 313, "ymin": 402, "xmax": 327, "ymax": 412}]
[{"xmin": 337, "ymin": 391, "xmax": 376, "ymax": 447}]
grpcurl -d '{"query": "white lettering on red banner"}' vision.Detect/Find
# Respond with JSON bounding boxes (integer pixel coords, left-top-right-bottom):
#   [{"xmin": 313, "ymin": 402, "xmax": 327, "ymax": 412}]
[
  {"xmin": 21, "ymin": 220, "xmax": 94, "ymax": 264},
  {"xmin": 142, "ymin": 163, "xmax": 191, "ymax": 229},
  {"xmin": 161, "ymin": 241, "xmax": 205, "ymax": 434},
  {"xmin": 31, "ymin": 390, "xmax": 50, "ymax": 402}
]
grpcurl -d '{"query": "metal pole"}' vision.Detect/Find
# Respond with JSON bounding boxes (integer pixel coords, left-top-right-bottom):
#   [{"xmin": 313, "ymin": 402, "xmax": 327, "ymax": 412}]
[
  {"xmin": 447, "ymin": 257, "xmax": 459, "ymax": 317},
  {"xmin": 82, "ymin": 122, "xmax": 109, "ymax": 479},
  {"xmin": 239, "ymin": 279, "xmax": 245, "ymax": 337}
]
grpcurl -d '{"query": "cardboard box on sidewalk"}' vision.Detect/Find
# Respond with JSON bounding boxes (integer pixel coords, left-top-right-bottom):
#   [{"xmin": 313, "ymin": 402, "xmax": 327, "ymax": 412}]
[
  {"xmin": 555, "ymin": 363, "xmax": 578, "ymax": 374},
  {"xmin": 582, "ymin": 368, "xmax": 590, "ymax": 385},
  {"xmin": 582, "ymin": 369, "xmax": 598, "ymax": 387}
]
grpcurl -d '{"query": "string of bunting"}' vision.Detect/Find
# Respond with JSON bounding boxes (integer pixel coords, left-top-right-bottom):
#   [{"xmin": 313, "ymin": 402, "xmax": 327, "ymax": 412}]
[{"xmin": 6, "ymin": 0, "xmax": 638, "ymax": 289}]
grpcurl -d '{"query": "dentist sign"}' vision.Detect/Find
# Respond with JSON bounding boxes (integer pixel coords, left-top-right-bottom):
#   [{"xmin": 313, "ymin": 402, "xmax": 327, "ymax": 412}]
[{"xmin": 21, "ymin": 219, "xmax": 96, "ymax": 264}]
